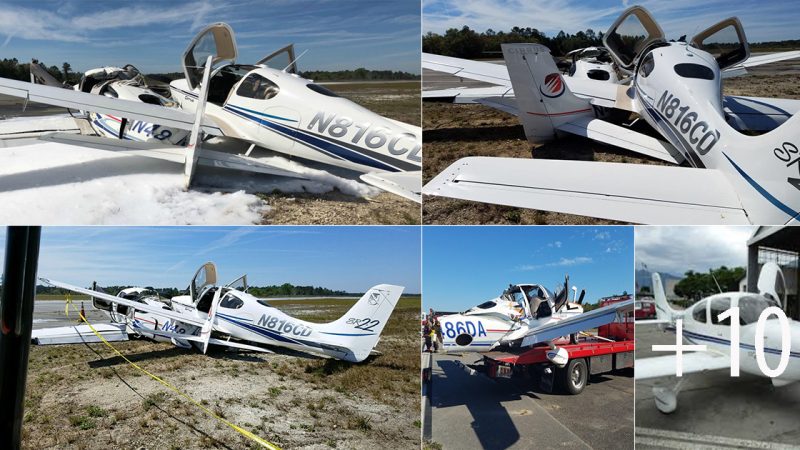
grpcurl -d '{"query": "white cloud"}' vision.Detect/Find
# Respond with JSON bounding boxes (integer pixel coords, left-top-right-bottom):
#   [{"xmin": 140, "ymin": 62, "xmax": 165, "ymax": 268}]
[
  {"xmin": 635, "ymin": 226, "xmax": 755, "ymax": 275},
  {"xmin": 517, "ymin": 256, "xmax": 592, "ymax": 271}
]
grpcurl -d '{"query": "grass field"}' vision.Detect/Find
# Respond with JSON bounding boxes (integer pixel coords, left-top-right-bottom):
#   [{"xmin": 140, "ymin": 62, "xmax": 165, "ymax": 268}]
[{"xmin": 21, "ymin": 296, "xmax": 421, "ymax": 449}]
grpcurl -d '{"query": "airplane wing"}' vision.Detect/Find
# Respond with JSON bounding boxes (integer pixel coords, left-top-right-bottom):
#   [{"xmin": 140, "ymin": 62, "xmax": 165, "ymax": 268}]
[
  {"xmin": 40, "ymin": 277, "xmax": 207, "ymax": 327},
  {"xmin": 422, "ymin": 53, "xmax": 511, "ymax": 86},
  {"xmin": 723, "ymin": 50, "xmax": 800, "ymax": 78},
  {"xmin": 360, "ymin": 171, "xmax": 421, "ymax": 203},
  {"xmin": 555, "ymin": 116, "xmax": 684, "ymax": 164},
  {"xmin": 40, "ymin": 133, "xmax": 309, "ymax": 180},
  {"xmin": 723, "ymin": 95, "xmax": 800, "ymax": 132},
  {"xmin": 0, "ymin": 76, "xmax": 223, "ymax": 135},
  {"xmin": 135, "ymin": 325, "xmax": 275, "ymax": 353},
  {"xmin": 515, "ymin": 299, "xmax": 634, "ymax": 347},
  {"xmin": 636, "ymin": 351, "xmax": 731, "ymax": 380},
  {"xmin": 31, "ymin": 323, "xmax": 128, "ymax": 345},
  {"xmin": 423, "ymin": 157, "xmax": 751, "ymax": 224}
]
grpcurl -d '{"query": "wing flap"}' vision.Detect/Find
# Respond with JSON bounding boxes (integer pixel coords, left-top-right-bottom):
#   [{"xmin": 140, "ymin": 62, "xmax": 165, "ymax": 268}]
[
  {"xmin": 0, "ymin": 77, "xmax": 222, "ymax": 135},
  {"xmin": 556, "ymin": 116, "xmax": 683, "ymax": 164},
  {"xmin": 517, "ymin": 299, "xmax": 633, "ymax": 347},
  {"xmin": 423, "ymin": 157, "xmax": 750, "ymax": 224},
  {"xmin": 636, "ymin": 351, "xmax": 730, "ymax": 380}
]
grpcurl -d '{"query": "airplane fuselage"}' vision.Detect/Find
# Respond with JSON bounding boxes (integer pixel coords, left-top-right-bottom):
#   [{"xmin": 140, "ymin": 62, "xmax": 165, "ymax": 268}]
[
  {"xmin": 677, "ymin": 292, "xmax": 800, "ymax": 385},
  {"xmin": 169, "ymin": 66, "xmax": 421, "ymax": 175}
]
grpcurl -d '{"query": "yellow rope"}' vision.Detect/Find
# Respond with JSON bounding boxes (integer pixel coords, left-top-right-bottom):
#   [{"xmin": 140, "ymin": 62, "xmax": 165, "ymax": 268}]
[{"xmin": 66, "ymin": 297, "xmax": 280, "ymax": 450}]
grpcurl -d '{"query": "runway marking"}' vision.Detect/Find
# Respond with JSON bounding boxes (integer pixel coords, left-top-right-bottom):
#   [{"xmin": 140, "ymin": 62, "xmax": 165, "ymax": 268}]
[{"xmin": 636, "ymin": 427, "xmax": 799, "ymax": 449}]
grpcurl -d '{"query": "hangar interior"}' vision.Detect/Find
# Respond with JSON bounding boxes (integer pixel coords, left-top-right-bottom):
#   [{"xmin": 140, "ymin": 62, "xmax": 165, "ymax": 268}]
[{"xmin": 746, "ymin": 226, "xmax": 799, "ymax": 319}]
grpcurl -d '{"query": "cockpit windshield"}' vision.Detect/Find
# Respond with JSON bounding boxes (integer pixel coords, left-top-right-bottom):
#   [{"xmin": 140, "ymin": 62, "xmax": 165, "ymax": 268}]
[
  {"xmin": 739, "ymin": 295, "xmax": 780, "ymax": 324},
  {"xmin": 603, "ymin": 6, "xmax": 665, "ymax": 70},
  {"xmin": 225, "ymin": 274, "xmax": 248, "ymax": 293},
  {"xmin": 690, "ymin": 18, "xmax": 749, "ymax": 70}
]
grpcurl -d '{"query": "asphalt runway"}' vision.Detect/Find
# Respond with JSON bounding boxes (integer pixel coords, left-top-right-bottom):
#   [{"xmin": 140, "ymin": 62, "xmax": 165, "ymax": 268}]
[
  {"xmin": 635, "ymin": 323, "xmax": 800, "ymax": 448},
  {"xmin": 33, "ymin": 299, "xmax": 109, "ymax": 329},
  {"xmin": 426, "ymin": 352, "xmax": 634, "ymax": 449}
]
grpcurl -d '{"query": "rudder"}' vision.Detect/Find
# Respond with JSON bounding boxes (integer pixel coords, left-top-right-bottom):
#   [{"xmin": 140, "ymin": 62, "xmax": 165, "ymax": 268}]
[{"xmin": 501, "ymin": 43, "xmax": 593, "ymax": 143}]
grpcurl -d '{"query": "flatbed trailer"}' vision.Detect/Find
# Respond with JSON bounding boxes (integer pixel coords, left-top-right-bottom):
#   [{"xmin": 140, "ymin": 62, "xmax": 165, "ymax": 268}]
[{"xmin": 474, "ymin": 335, "xmax": 634, "ymax": 395}]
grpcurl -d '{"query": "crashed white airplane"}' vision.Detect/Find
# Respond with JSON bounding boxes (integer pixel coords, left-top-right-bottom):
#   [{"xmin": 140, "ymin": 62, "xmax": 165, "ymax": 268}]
[
  {"xmin": 437, "ymin": 277, "xmax": 632, "ymax": 358},
  {"xmin": 423, "ymin": 6, "xmax": 800, "ymax": 224},
  {"xmin": 636, "ymin": 263, "xmax": 800, "ymax": 413},
  {"xmin": 0, "ymin": 23, "xmax": 422, "ymax": 202},
  {"xmin": 35, "ymin": 262, "xmax": 404, "ymax": 363}
]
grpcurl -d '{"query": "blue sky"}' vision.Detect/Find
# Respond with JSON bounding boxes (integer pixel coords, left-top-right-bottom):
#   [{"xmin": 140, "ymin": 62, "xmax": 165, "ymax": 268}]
[
  {"xmin": 0, "ymin": 0, "xmax": 420, "ymax": 74},
  {"xmin": 424, "ymin": 0, "xmax": 800, "ymax": 42},
  {"xmin": 0, "ymin": 226, "xmax": 420, "ymax": 293},
  {"xmin": 423, "ymin": 226, "xmax": 633, "ymax": 311}
]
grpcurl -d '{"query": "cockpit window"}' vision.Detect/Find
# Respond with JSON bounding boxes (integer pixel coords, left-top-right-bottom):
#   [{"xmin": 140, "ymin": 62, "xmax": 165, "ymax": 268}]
[
  {"xmin": 476, "ymin": 301, "xmax": 495, "ymax": 309},
  {"xmin": 674, "ymin": 63, "xmax": 714, "ymax": 80},
  {"xmin": 220, "ymin": 292, "xmax": 244, "ymax": 309},
  {"xmin": 306, "ymin": 83, "xmax": 339, "ymax": 97},
  {"xmin": 739, "ymin": 295, "xmax": 780, "ymax": 325},
  {"xmin": 639, "ymin": 52, "xmax": 655, "ymax": 77},
  {"xmin": 709, "ymin": 297, "xmax": 731, "ymax": 325},
  {"xmin": 236, "ymin": 74, "xmax": 280, "ymax": 100},
  {"xmin": 692, "ymin": 300, "xmax": 707, "ymax": 323}
]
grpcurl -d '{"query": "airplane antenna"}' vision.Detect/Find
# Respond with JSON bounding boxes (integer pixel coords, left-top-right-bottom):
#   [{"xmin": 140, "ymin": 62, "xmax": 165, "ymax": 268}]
[
  {"xmin": 709, "ymin": 269, "xmax": 723, "ymax": 294},
  {"xmin": 283, "ymin": 49, "xmax": 308, "ymax": 73}
]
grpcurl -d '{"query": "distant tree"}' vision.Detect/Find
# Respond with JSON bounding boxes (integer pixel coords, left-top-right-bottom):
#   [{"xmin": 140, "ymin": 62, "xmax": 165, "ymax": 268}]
[{"xmin": 62, "ymin": 62, "xmax": 71, "ymax": 81}]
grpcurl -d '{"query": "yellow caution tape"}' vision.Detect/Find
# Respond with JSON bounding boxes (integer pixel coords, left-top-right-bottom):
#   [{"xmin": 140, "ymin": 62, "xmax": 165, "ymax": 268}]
[{"xmin": 66, "ymin": 300, "xmax": 280, "ymax": 450}]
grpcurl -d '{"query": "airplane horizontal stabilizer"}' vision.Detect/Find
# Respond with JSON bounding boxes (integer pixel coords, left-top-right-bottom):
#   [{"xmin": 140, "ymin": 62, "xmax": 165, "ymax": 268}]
[
  {"xmin": 636, "ymin": 351, "xmax": 730, "ymax": 380},
  {"xmin": 423, "ymin": 157, "xmax": 750, "ymax": 224},
  {"xmin": 556, "ymin": 116, "xmax": 683, "ymax": 164},
  {"xmin": 360, "ymin": 172, "xmax": 421, "ymax": 203},
  {"xmin": 422, "ymin": 53, "xmax": 511, "ymax": 86},
  {"xmin": 31, "ymin": 323, "xmax": 128, "ymax": 345},
  {"xmin": 518, "ymin": 299, "xmax": 633, "ymax": 347},
  {"xmin": 423, "ymin": 86, "xmax": 513, "ymax": 104}
]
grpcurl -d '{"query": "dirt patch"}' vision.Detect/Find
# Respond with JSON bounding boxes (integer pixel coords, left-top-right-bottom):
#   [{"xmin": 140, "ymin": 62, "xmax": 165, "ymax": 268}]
[{"xmin": 21, "ymin": 297, "xmax": 421, "ymax": 449}]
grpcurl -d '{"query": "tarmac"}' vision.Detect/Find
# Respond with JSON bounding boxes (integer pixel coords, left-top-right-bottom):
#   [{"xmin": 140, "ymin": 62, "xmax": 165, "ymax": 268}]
[
  {"xmin": 635, "ymin": 323, "xmax": 800, "ymax": 448},
  {"xmin": 424, "ymin": 351, "xmax": 633, "ymax": 449},
  {"xmin": 33, "ymin": 299, "xmax": 108, "ymax": 329}
]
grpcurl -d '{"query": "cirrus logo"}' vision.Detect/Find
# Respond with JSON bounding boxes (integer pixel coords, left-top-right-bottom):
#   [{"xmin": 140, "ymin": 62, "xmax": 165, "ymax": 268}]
[{"xmin": 539, "ymin": 73, "xmax": 565, "ymax": 98}]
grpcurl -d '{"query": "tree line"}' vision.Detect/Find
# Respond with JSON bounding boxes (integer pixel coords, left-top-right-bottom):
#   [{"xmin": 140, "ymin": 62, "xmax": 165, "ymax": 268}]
[
  {"xmin": 0, "ymin": 58, "xmax": 419, "ymax": 85},
  {"xmin": 34, "ymin": 283, "xmax": 351, "ymax": 298},
  {"xmin": 423, "ymin": 26, "xmax": 605, "ymax": 58},
  {"xmin": 423, "ymin": 25, "xmax": 800, "ymax": 59},
  {"xmin": 673, "ymin": 266, "xmax": 745, "ymax": 300}
]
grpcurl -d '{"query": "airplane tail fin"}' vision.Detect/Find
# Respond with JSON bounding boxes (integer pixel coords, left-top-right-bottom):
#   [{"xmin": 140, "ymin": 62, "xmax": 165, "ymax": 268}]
[
  {"xmin": 652, "ymin": 272, "xmax": 678, "ymax": 322},
  {"xmin": 29, "ymin": 60, "xmax": 67, "ymax": 88},
  {"xmin": 501, "ymin": 43, "xmax": 593, "ymax": 143},
  {"xmin": 317, "ymin": 284, "xmax": 404, "ymax": 362}
]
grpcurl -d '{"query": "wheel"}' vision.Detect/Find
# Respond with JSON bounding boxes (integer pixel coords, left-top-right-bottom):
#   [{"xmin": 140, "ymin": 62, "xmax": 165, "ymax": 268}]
[{"xmin": 559, "ymin": 358, "xmax": 587, "ymax": 395}]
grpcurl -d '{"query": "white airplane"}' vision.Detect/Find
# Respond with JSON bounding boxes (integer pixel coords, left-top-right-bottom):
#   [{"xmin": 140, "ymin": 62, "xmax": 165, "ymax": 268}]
[
  {"xmin": 422, "ymin": 6, "xmax": 800, "ymax": 224},
  {"xmin": 636, "ymin": 262, "xmax": 800, "ymax": 413},
  {"xmin": 35, "ymin": 262, "xmax": 404, "ymax": 363},
  {"xmin": 563, "ymin": 46, "xmax": 619, "ymax": 83},
  {"xmin": 437, "ymin": 277, "xmax": 632, "ymax": 361},
  {"xmin": 0, "ymin": 23, "xmax": 422, "ymax": 202}
]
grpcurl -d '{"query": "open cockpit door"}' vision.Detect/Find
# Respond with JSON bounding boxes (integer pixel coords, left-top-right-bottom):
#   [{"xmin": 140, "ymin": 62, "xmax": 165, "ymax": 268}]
[
  {"xmin": 256, "ymin": 44, "xmax": 298, "ymax": 74},
  {"xmin": 183, "ymin": 23, "xmax": 238, "ymax": 89},
  {"xmin": 757, "ymin": 262, "xmax": 786, "ymax": 308},
  {"xmin": 603, "ymin": 5, "xmax": 664, "ymax": 70},
  {"xmin": 690, "ymin": 18, "xmax": 749, "ymax": 70},
  {"xmin": 190, "ymin": 262, "xmax": 218, "ymax": 303},
  {"xmin": 224, "ymin": 274, "xmax": 248, "ymax": 292},
  {"xmin": 552, "ymin": 278, "xmax": 570, "ymax": 313}
]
